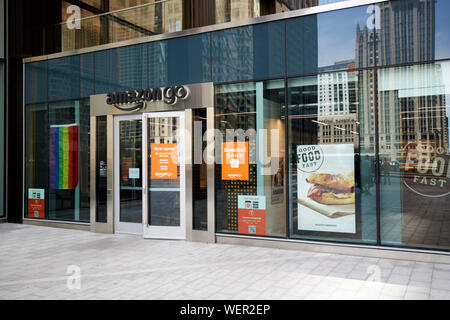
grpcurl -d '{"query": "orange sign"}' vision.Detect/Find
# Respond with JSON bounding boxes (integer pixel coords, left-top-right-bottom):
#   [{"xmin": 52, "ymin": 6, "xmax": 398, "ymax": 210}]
[
  {"xmin": 151, "ymin": 143, "xmax": 178, "ymax": 179},
  {"xmin": 28, "ymin": 189, "xmax": 45, "ymax": 219},
  {"xmin": 222, "ymin": 141, "xmax": 249, "ymax": 181}
]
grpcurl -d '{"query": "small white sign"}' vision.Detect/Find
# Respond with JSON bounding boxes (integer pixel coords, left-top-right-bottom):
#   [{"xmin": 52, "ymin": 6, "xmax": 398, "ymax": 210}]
[
  {"xmin": 230, "ymin": 158, "xmax": 239, "ymax": 168},
  {"xmin": 238, "ymin": 195, "xmax": 266, "ymax": 210},
  {"xmin": 129, "ymin": 168, "xmax": 140, "ymax": 179},
  {"xmin": 28, "ymin": 188, "xmax": 45, "ymax": 200}
]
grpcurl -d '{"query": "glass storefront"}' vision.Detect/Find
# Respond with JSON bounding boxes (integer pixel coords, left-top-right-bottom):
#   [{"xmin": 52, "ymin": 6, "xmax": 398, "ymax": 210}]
[
  {"xmin": 215, "ymin": 81, "xmax": 286, "ymax": 237},
  {"xmin": 193, "ymin": 108, "xmax": 208, "ymax": 231},
  {"xmin": 288, "ymin": 72, "xmax": 377, "ymax": 244},
  {"xmin": 55, "ymin": 0, "xmax": 353, "ymax": 54},
  {"xmin": 23, "ymin": 0, "xmax": 450, "ymax": 252},
  {"xmin": 25, "ymin": 100, "xmax": 90, "ymax": 222},
  {"xmin": 378, "ymin": 62, "xmax": 450, "ymax": 250}
]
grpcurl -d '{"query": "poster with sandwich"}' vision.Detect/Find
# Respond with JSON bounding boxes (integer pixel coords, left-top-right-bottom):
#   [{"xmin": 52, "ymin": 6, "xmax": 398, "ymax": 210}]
[{"xmin": 297, "ymin": 144, "xmax": 356, "ymax": 234}]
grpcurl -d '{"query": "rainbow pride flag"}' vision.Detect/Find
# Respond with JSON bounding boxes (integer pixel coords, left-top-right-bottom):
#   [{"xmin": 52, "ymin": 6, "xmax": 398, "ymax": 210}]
[{"xmin": 50, "ymin": 124, "xmax": 79, "ymax": 190}]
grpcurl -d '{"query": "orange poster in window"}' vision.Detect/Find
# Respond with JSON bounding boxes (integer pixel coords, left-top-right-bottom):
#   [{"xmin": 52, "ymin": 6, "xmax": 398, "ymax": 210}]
[
  {"xmin": 222, "ymin": 141, "xmax": 249, "ymax": 181},
  {"xmin": 151, "ymin": 144, "xmax": 178, "ymax": 179}
]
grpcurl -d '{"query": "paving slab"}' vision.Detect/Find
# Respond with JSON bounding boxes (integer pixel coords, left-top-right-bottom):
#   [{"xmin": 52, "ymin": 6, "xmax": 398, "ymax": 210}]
[{"xmin": 0, "ymin": 224, "xmax": 447, "ymax": 300}]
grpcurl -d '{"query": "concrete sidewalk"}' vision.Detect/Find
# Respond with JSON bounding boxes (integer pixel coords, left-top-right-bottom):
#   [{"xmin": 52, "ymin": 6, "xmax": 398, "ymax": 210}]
[{"xmin": 0, "ymin": 223, "xmax": 449, "ymax": 300}]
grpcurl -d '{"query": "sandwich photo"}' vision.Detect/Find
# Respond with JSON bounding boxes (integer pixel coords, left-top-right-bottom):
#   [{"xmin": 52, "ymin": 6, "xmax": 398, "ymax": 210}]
[{"xmin": 305, "ymin": 172, "xmax": 355, "ymax": 205}]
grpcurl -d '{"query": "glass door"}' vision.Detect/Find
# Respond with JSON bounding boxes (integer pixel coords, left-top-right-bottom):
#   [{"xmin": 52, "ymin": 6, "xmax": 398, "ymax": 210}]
[
  {"xmin": 142, "ymin": 112, "xmax": 185, "ymax": 239},
  {"xmin": 114, "ymin": 115, "xmax": 143, "ymax": 234}
]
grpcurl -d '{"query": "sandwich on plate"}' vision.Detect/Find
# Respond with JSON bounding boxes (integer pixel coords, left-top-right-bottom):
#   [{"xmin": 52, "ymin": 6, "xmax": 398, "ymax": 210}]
[{"xmin": 305, "ymin": 172, "xmax": 355, "ymax": 205}]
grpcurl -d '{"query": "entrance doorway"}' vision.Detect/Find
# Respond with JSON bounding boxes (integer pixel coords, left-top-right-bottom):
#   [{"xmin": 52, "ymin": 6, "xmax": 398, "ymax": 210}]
[
  {"xmin": 113, "ymin": 112, "xmax": 185, "ymax": 239},
  {"xmin": 142, "ymin": 112, "xmax": 186, "ymax": 239},
  {"xmin": 114, "ymin": 114, "xmax": 143, "ymax": 234}
]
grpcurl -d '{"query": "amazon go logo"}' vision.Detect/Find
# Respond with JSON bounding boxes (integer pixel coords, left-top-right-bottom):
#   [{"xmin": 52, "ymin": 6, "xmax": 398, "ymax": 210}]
[{"xmin": 106, "ymin": 86, "xmax": 190, "ymax": 112}]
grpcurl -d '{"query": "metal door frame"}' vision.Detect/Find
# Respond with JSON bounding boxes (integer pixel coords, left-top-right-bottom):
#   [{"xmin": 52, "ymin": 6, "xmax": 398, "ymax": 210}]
[
  {"xmin": 114, "ymin": 114, "xmax": 143, "ymax": 235},
  {"xmin": 142, "ymin": 111, "xmax": 186, "ymax": 239}
]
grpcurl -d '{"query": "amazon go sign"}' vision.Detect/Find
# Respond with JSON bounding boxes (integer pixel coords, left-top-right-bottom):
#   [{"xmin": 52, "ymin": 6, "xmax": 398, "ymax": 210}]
[
  {"xmin": 402, "ymin": 142, "xmax": 450, "ymax": 198},
  {"xmin": 106, "ymin": 86, "xmax": 190, "ymax": 112}
]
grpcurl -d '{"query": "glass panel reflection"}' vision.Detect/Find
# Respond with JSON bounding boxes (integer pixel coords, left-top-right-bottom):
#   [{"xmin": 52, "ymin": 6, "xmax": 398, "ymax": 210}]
[
  {"xmin": 212, "ymin": 22, "xmax": 285, "ymax": 82},
  {"xmin": 288, "ymin": 70, "xmax": 377, "ymax": 244},
  {"xmin": 287, "ymin": 5, "xmax": 372, "ymax": 76},
  {"xmin": 25, "ymin": 104, "xmax": 49, "ymax": 220},
  {"xmin": 215, "ymin": 80, "xmax": 287, "ymax": 237},
  {"xmin": 148, "ymin": 116, "xmax": 181, "ymax": 226},
  {"xmin": 48, "ymin": 100, "xmax": 90, "ymax": 222},
  {"xmin": 378, "ymin": 0, "xmax": 450, "ymax": 66},
  {"xmin": 378, "ymin": 62, "xmax": 450, "ymax": 250},
  {"xmin": 96, "ymin": 116, "xmax": 107, "ymax": 223},
  {"xmin": 119, "ymin": 119, "xmax": 142, "ymax": 224},
  {"xmin": 193, "ymin": 109, "xmax": 208, "ymax": 231}
]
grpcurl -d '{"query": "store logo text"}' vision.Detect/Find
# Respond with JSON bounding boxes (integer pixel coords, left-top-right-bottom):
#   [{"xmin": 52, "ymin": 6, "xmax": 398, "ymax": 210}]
[{"xmin": 107, "ymin": 86, "xmax": 190, "ymax": 111}]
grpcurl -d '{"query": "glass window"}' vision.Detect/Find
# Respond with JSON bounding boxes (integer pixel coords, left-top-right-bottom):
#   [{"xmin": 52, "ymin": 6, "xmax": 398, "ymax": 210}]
[
  {"xmin": 0, "ymin": 0, "xmax": 4, "ymax": 59},
  {"xmin": 215, "ymin": 80, "xmax": 286, "ymax": 237},
  {"xmin": 0, "ymin": 63, "xmax": 4, "ymax": 218},
  {"xmin": 60, "ymin": 1, "xmax": 102, "ymax": 51},
  {"xmin": 25, "ymin": 104, "xmax": 49, "ymax": 219},
  {"xmin": 193, "ymin": 108, "xmax": 207, "ymax": 231},
  {"xmin": 378, "ymin": 0, "xmax": 450, "ymax": 66},
  {"xmin": 25, "ymin": 61, "xmax": 47, "ymax": 104},
  {"xmin": 48, "ymin": 56, "xmax": 81, "ymax": 101},
  {"xmin": 287, "ymin": 5, "xmax": 372, "ymax": 76},
  {"xmin": 25, "ymin": 100, "xmax": 90, "ymax": 222},
  {"xmin": 215, "ymin": 0, "xmax": 260, "ymax": 24},
  {"xmin": 149, "ymin": 34, "xmax": 210, "ymax": 88},
  {"xmin": 288, "ymin": 70, "xmax": 377, "ymax": 244},
  {"xmin": 95, "ymin": 45, "xmax": 148, "ymax": 94},
  {"xmin": 62, "ymin": 0, "xmax": 101, "ymax": 19},
  {"xmin": 147, "ymin": 116, "xmax": 179, "ymax": 226},
  {"xmin": 111, "ymin": 0, "xmax": 171, "ymax": 39},
  {"xmin": 96, "ymin": 116, "xmax": 107, "ymax": 223},
  {"xmin": 212, "ymin": 21, "xmax": 285, "ymax": 83},
  {"xmin": 81, "ymin": 54, "xmax": 95, "ymax": 98},
  {"xmin": 378, "ymin": 62, "xmax": 450, "ymax": 250},
  {"xmin": 55, "ymin": 0, "xmax": 353, "ymax": 55},
  {"xmin": 110, "ymin": 0, "xmax": 157, "ymax": 11},
  {"xmin": 275, "ymin": 0, "xmax": 350, "ymax": 12},
  {"xmin": 120, "ymin": 119, "xmax": 142, "ymax": 224}
]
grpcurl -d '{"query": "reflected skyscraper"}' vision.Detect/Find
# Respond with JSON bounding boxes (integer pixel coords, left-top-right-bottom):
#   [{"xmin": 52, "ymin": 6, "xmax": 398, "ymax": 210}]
[
  {"xmin": 356, "ymin": 0, "xmax": 448, "ymax": 160},
  {"xmin": 215, "ymin": 0, "xmax": 260, "ymax": 23},
  {"xmin": 316, "ymin": 63, "xmax": 359, "ymax": 146},
  {"xmin": 355, "ymin": 24, "xmax": 378, "ymax": 155},
  {"xmin": 275, "ymin": 0, "xmax": 318, "ymax": 11},
  {"xmin": 378, "ymin": 0, "xmax": 435, "ymax": 65}
]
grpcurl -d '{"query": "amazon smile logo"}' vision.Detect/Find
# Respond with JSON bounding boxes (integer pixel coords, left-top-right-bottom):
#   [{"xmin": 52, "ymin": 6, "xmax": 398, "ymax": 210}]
[{"xmin": 107, "ymin": 86, "xmax": 190, "ymax": 111}]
